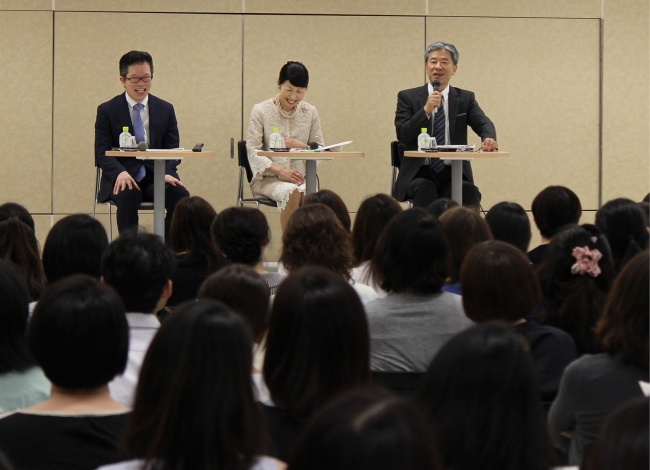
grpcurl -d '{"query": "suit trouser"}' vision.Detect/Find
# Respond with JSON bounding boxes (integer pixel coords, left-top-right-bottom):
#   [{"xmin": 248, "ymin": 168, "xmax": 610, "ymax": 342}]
[{"xmin": 405, "ymin": 165, "xmax": 481, "ymax": 208}]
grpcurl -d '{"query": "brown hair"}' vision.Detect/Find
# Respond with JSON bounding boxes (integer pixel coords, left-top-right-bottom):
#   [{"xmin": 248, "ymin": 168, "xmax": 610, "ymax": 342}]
[
  {"xmin": 304, "ymin": 189, "xmax": 351, "ymax": 233},
  {"xmin": 596, "ymin": 251, "xmax": 649, "ymax": 369},
  {"xmin": 352, "ymin": 194, "xmax": 402, "ymax": 265},
  {"xmin": 170, "ymin": 196, "xmax": 218, "ymax": 265}
]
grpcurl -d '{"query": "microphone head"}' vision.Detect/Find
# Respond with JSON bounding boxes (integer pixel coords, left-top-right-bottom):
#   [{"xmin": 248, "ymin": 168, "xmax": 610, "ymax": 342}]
[
  {"xmin": 136, "ymin": 141, "xmax": 148, "ymax": 151},
  {"xmin": 432, "ymin": 79, "xmax": 441, "ymax": 91},
  {"xmin": 309, "ymin": 141, "xmax": 319, "ymax": 150}
]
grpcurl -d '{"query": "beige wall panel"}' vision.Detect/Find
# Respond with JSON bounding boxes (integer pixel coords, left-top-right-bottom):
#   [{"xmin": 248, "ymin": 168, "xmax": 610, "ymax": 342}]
[
  {"xmin": 0, "ymin": 12, "xmax": 53, "ymax": 212},
  {"xmin": 53, "ymin": 12, "xmax": 242, "ymax": 215},
  {"xmin": 428, "ymin": 0, "xmax": 601, "ymax": 18},
  {"xmin": 244, "ymin": 15, "xmax": 424, "ymax": 215},
  {"xmin": 427, "ymin": 17, "xmax": 600, "ymax": 211},
  {"xmin": 245, "ymin": 0, "xmax": 423, "ymax": 15},
  {"xmin": 33, "ymin": 215, "xmax": 53, "ymax": 251},
  {"xmin": 0, "ymin": 0, "xmax": 51, "ymax": 9},
  {"xmin": 55, "ymin": 0, "xmax": 241, "ymax": 13},
  {"xmin": 602, "ymin": 0, "xmax": 649, "ymax": 203}
]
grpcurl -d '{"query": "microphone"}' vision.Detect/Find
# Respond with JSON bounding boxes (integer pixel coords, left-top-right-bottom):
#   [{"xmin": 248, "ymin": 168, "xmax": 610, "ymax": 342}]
[
  {"xmin": 431, "ymin": 79, "xmax": 441, "ymax": 114},
  {"xmin": 308, "ymin": 141, "xmax": 319, "ymax": 150},
  {"xmin": 136, "ymin": 141, "xmax": 148, "ymax": 151}
]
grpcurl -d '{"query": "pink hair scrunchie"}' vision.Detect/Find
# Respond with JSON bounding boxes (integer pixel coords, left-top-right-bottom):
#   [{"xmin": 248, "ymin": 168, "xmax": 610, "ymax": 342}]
[{"xmin": 570, "ymin": 246, "xmax": 602, "ymax": 277}]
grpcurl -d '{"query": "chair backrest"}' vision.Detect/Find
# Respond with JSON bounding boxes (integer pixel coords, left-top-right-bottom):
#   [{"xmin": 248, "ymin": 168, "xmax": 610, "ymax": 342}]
[
  {"xmin": 390, "ymin": 140, "xmax": 401, "ymax": 169},
  {"xmin": 238, "ymin": 140, "xmax": 254, "ymax": 183},
  {"xmin": 371, "ymin": 371, "xmax": 424, "ymax": 395}
]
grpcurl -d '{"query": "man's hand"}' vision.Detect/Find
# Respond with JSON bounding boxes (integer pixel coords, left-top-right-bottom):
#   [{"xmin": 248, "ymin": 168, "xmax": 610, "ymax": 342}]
[
  {"xmin": 424, "ymin": 91, "xmax": 442, "ymax": 115},
  {"xmin": 278, "ymin": 168, "xmax": 305, "ymax": 185},
  {"xmin": 283, "ymin": 137, "xmax": 306, "ymax": 149},
  {"xmin": 113, "ymin": 171, "xmax": 140, "ymax": 195},
  {"xmin": 165, "ymin": 175, "xmax": 186, "ymax": 187},
  {"xmin": 481, "ymin": 138, "xmax": 498, "ymax": 151}
]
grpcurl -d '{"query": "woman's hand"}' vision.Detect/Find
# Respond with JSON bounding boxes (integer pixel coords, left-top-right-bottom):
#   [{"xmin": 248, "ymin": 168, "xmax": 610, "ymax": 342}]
[{"xmin": 278, "ymin": 168, "xmax": 305, "ymax": 185}]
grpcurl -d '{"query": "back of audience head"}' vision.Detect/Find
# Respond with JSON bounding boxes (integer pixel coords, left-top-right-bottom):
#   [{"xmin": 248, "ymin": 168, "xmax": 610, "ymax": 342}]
[
  {"xmin": 352, "ymin": 194, "xmax": 402, "ymax": 266},
  {"xmin": 101, "ymin": 231, "xmax": 175, "ymax": 314},
  {"xmin": 290, "ymin": 388, "xmax": 442, "ymax": 470},
  {"xmin": 41, "ymin": 214, "xmax": 108, "ymax": 284},
  {"xmin": 595, "ymin": 250, "xmax": 649, "ymax": 369},
  {"xmin": 531, "ymin": 185, "xmax": 582, "ymax": 240},
  {"xmin": 0, "ymin": 203, "xmax": 35, "ymax": 230},
  {"xmin": 211, "ymin": 206, "xmax": 270, "ymax": 266},
  {"xmin": 0, "ymin": 260, "xmax": 33, "ymax": 374},
  {"xmin": 425, "ymin": 197, "xmax": 458, "ymax": 219},
  {"xmin": 280, "ymin": 204, "xmax": 353, "ymax": 280},
  {"xmin": 264, "ymin": 266, "xmax": 370, "ymax": 420},
  {"xmin": 124, "ymin": 300, "xmax": 267, "ymax": 469},
  {"xmin": 371, "ymin": 208, "xmax": 447, "ymax": 295},
  {"xmin": 170, "ymin": 196, "xmax": 218, "ymax": 263},
  {"xmin": 417, "ymin": 323, "xmax": 553, "ymax": 470},
  {"xmin": 439, "ymin": 206, "xmax": 492, "ymax": 284},
  {"xmin": 198, "ymin": 264, "xmax": 270, "ymax": 341},
  {"xmin": 461, "ymin": 241, "xmax": 541, "ymax": 323},
  {"xmin": 304, "ymin": 189, "xmax": 351, "ymax": 233},
  {"xmin": 595, "ymin": 198, "xmax": 649, "ymax": 271},
  {"xmin": 0, "ymin": 216, "xmax": 45, "ymax": 300},
  {"xmin": 485, "ymin": 201, "xmax": 531, "ymax": 253},
  {"xmin": 28, "ymin": 275, "xmax": 128, "ymax": 390}
]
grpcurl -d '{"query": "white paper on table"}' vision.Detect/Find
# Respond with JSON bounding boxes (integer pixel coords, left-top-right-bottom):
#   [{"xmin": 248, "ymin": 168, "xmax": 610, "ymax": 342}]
[
  {"xmin": 639, "ymin": 381, "xmax": 650, "ymax": 396},
  {"xmin": 321, "ymin": 141, "xmax": 352, "ymax": 150},
  {"xmin": 145, "ymin": 148, "xmax": 185, "ymax": 151}
]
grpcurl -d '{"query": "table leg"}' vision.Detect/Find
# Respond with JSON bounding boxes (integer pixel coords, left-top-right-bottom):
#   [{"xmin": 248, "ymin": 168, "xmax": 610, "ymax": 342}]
[
  {"xmin": 305, "ymin": 160, "xmax": 317, "ymax": 194},
  {"xmin": 153, "ymin": 160, "xmax": 165, "ymax": 241},
  {"xmin": 450, "ymin": 160, "xmax": 463, "ymax": 205}
]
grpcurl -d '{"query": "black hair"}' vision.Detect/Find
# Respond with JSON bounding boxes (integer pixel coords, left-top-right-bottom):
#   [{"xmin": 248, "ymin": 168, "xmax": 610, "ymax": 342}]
[
  {"xmin": 485, "ymin": 201, "xmax": 532, "ymax": 253},
  {"xmin": 0, "ymin": 260, "xmax": 34, "ymax": 373},
  {"xmin": 352, "ymin": 194, "xmax": 402, "ymax": 265},
  {"xmin": 42, "ymin": 214, "xmax": 108, "ymax": 284},
  {"xmin": 211, "ymin": 207, "xmax": 270, "ymax": 266},
  {"xmin": 101, "ymin": 231, "xmax": 175, "ymax": 313},
  {"xmin": 0, "ymin": 202, "xmax": 34, "ymax": 230},
  {"xmin": 119, "ymin": 50, "xmax": 154, "ymax": 77},
  {"xmin": 425, "ymin": 197, "xmax": 458, "ymax": 219},
  {"xmin": 0, "ymin": 217, "xmax": 46, "ymax": 300},
  {"xmin": 27, "ymin": 275, "xmax": 128, "ymax": 389},
  {"xmin": 531, "ymin": 186, "xmax": 582, "ymax": 239},
  {"xmin": 416, "ymin": 323, "xmax": 554, "ymax": 470},
  {"xmin": 304, "ymin": 189, "xmax": 352, "ymax": 233},
  {"xmin": 278, "ymin": 61, "xmax": 309, "ymax": 88},
  {"xmin": 371, "ymin": 208, "xmax": 447, "ymax": 295},
  {"xmin": 123, "ymin": 301, "xmax": 268, "ymax": 470}
]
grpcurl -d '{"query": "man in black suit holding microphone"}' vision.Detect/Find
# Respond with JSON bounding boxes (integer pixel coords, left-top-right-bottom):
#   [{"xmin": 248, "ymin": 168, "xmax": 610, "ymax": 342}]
[{"xmin": 394, "ymin": 42, "xmax": 498, "ymax": 208}]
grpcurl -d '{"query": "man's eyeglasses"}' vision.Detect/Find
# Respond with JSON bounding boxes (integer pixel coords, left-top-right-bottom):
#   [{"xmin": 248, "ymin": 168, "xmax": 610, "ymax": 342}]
[{"xmin": 124, "ymin": 76, "xmax": 153, "ymax": 83}]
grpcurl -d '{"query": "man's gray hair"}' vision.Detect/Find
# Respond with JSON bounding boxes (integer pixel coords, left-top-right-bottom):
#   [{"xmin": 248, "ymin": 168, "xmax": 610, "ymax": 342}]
[{"xmin": 424, "ymin": 42, "xmax": 459, "ymax": 65}]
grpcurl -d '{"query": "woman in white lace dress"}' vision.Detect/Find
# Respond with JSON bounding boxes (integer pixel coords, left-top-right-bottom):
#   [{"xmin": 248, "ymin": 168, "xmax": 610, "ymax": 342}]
[{"xmin": 246, "ymin": 61, "xmax": 325, "ymax": 231}]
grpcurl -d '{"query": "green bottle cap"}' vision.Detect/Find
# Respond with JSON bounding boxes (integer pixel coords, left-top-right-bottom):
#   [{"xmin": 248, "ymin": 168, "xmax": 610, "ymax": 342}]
[
  {"xmin": 421, "ymin": 128, "xmax": 427, "ymax": 133},
  {"xmin": 273, "ymin": 127, "xmax": 279, "ymax": 132},
  {"xmin": 123, "ymin": 126, "xmax": 129, "ymax": 132}
]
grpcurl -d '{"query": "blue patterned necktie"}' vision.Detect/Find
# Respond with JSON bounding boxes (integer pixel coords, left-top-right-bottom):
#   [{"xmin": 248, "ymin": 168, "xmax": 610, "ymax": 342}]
[
  {"xmin": 133, "ymin": 103, "xmax": 146, "ymax": 182},
  {"xmin": 430, "ymin": 101, "xmax": 446, "ymax": 174}
]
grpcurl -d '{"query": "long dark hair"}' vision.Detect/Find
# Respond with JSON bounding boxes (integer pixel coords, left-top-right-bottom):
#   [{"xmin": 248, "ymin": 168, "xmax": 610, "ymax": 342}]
[
  {"xmin": 170, "ymin": 196, "xmax": 221, "ymax": 272},
  {"xmin": 0, "ymin": 217, "xmax": 46, "ymax": 300},
  {"xmin": 0, "ymin": 260, "xmax": 34, "ymax": 373},
  {"xmin": 352, "ymin": 194, "xmax": 402, "ymax": 265}
]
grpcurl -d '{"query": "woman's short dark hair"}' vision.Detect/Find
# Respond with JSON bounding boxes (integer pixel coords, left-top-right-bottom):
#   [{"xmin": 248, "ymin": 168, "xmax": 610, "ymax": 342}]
[
  {"xmin": 0, "ymin": 202, "xmax": 34, "ymax": 230},
  {"xmin": 198, "ymin": 264, "xmax": 270, "ymax": 340},
  {"xmin": 595, "ymin": 198, "xmax": 649, "ymax": 271},
  {"xmin": 439, "ymin": 206, "xmax": 492, "ymax": 283},
  {"xmin": 537, "ymin": 224, "xmax": 615, "ymax": 355},
  {"xmin": 123, "ymin": 301, "xmax": 267, "ymax": 470},
  {"xmin": 280, "ymin": 204, "xmax": 353, "ymax": 280},
  {"xmin": 485, "ymin": 201, "xmax": 532, "ymax": 253},
  {"xmin": 461, "ymin": 241, "xmax": 541, "ymax": 322},
  {"xmin": 304, "ymin": 189, "xmax": 351, "ymax": 233},
  {"xmin": 352, "ymin": 194, "xmax": 402, "ymax": 265},
  {"xmin": 531, "ymin": 185, "xmax": 582, "ymax": 239},
  {"xmin": 170, "ymin": 196, "xmax": 219, "ymax": 269},
  {"xmin": 278, "ymin": 61, "xmax": 309, "ymax": 88},
  {"xmin": 425, "ymin": 197, "xmax": 458, "ymax": 219},
  {"xmin": 42, "ymin": 214, "xmax": 108, "ymax": 284},
  {"xmin": 416, "ymin": 323, "xmax": 554, "ymax": 470},
  {"xmin": 27, "ymin": 275, "xmax": 128, "ymax": 389},
  {"xmin": 290, "ymin": 388, "xmax": 442, "ymax": 470},
  {"xmin": 0, "ymin": 217, "xmax": 46, "ymax": 300},
  {"xmin": 0, "ymin": 260, "xmax": 33, "ymax": 374},
  {"xmin": 211, "ymin": 207, "xmax": 270, "ymax": 265},
  {"xmin": 596, "ymin": 250, "xmax": 649, "ymax": 369},
  {"xmin": 263, "ymin": 267, "xmax": 370, "ymax": 420},
  {"xmin": 371, "ymin": 208, "xmax": 447, "ymax": 295}
]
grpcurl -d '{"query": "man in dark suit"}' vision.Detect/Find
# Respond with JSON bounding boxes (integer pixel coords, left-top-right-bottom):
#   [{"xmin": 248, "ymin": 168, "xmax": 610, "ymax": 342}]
[
  {"xmin": 394, "ymin": 42, "xmax": 498, "ymax": 208},
  {"xmin": 95, "ymin": 50, "xmax": 189, "ymax": 235}
]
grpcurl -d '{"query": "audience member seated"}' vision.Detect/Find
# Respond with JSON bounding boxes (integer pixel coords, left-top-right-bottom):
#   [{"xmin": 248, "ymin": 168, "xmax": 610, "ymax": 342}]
[
  {"xmin": 425, "ymin": 197, "xmax": 458, "ymax": 218},
  {"xmin": 0, "ymin": 275, "xmax": 130, "ymax": 469},
  {"xmin": 366, "ymin": 208, "xmax": 472, "ymax": 372},
  {"xmin": 289, "ymin": 389, "xmax": 442, "ymax": 470},
  {"xmin": 99, "ymin": 301, "xmax": 282, "ymax": 470},
  {"xmin": 350, "ymin": 194, "xmax": 402, "ymax": 296},
  {"xmin": 0, "ymin": 204, "xmax": 45, "ymax": 300},
  {"xmin": 485, "ymin": 201, "xmax": 532, "ymax": 253},
  {"xmin": 212, "ymin": 207, "xmax": 284, "ymax": 295},
  {"xmin": 548, "ymin": 251, "xmax": 649, "ymax": 466},
  {"xmin": 528, "ymin": 186, "xmax": 582, "ymax": 265},
  {"xmin": 595, "ymin": 197, "xmax": 649, "ymax": 272},
  {"xmin": 279, "ymin": 204, "xmax": 377, "ymax": 302},
  {"xmin": 304, "ymin": 189, "xmax": 352, "ymax": 233},
  {"xmin": 167, "ymin": 196, "xmax": 228, "ymax": 306},
  {"xmin": 461, "ymin": 241, "xmax": 576, "ymax": 401},
  {"xmin": 417, "ymin": 323, "xmax": 555, "ymax": 470},
  {"xmin": 439, "ymin": 206, "xmax": 492, "ymax": 295},
  {"xmin": 537, "ymin": 224, "xmax": 614, "ymax": 355},
  {"xmin": 101, "ymin": 231, "xmax": 175, "ymax": 406},
  {"xmin": 262, "ymin": 267, "xmax": 370, "ymax": 461},
  {"xmin": 0, "ymin": 261, "xmax": 50, "ymax": 412},
  {"xmin": 42, "ymin": 214, "xmax": 108, "ymax": 284}
]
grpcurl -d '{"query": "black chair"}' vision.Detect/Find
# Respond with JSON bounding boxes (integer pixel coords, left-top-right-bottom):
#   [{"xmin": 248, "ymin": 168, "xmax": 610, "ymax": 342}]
[
  {"xmin": 371, "ymin": 371, "xmax": 424, "ymax": 395},
  {"xmin": 390, "ymin": 141, "xmax": 413, "ymax": 208},
  {"xmin": 237, "ymin": 140, "xmax": 277, "ymax": 208}
]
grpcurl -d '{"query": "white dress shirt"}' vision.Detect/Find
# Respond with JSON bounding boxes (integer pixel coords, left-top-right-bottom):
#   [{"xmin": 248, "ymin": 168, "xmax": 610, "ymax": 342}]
[{"xmin": 124, "ymin": 93, "xmax": 150, "ymax": 147}]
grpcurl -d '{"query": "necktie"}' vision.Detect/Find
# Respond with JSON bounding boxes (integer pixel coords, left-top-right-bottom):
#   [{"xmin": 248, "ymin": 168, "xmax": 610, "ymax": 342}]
[
  {"xmin": 430, "ymin": 101, "xmax": 446, "ymax": 173},
  {"xmin": 133, "ymin": 103, "xmax": 146, "ymax": 182}
]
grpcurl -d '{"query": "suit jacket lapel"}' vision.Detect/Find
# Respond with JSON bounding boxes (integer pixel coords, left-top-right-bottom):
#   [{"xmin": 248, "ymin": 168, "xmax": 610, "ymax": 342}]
[
  {"xmin": 114, "ymin": 94, "xmax": 133, "ymax": 135},
  {"xmin": 447, "ymin": 86, "xmax": 458, "ymax": 139},
  {"xmin": 147, "ymin": 94, "xmax": 157, "ymax": 148}
]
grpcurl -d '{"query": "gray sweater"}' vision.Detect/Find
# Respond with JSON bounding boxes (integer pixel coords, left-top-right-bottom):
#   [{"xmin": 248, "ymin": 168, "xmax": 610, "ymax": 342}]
[{"xmin": 365, "ymin": 291, "xmax": 473, "ymax": 372}]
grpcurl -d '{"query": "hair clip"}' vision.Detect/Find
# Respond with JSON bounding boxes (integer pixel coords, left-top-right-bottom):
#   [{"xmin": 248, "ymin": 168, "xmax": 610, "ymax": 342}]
[{"xmin": 571, "ymin": 246, "xmax": 602, "ymax": 277}]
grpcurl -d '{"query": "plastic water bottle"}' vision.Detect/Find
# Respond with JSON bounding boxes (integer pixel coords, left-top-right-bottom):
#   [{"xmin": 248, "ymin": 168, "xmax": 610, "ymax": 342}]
[
  {"xmin": 119, "ymin": 127, "xmax": 132, "ymax": 148},
  {"xmin": 270, "ymin": 127, "xmax": 285, "ymax": 149},
  {"xmin": 417, "ymin": 128, "xmax": 430, "ymax": 151}
]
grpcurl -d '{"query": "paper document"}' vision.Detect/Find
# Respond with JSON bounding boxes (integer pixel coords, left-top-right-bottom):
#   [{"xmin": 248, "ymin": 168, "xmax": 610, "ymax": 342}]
[
  {"xmin": 146, "ymin": 148, "xmax": 185, "ymax": 151},
  {"xmin": 321, "ymin": 141, "xmax": 353, "ymax": 150}
]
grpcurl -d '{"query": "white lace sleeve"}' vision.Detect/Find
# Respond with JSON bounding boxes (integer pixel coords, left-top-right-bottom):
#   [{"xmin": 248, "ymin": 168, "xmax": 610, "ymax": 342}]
[{"xmin": 246, "ymin": 104, "xmax": 274, "ymax": 178}]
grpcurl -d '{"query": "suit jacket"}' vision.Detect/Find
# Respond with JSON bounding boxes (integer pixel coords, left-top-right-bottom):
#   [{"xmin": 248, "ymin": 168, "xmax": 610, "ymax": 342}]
[
  {"xmin": 393, "ymin": 84, "xmax": 496, "ymax": 201},
  {"xmin": 95, "ymin": 93, "xmax": 181, "ymax": 203}
]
